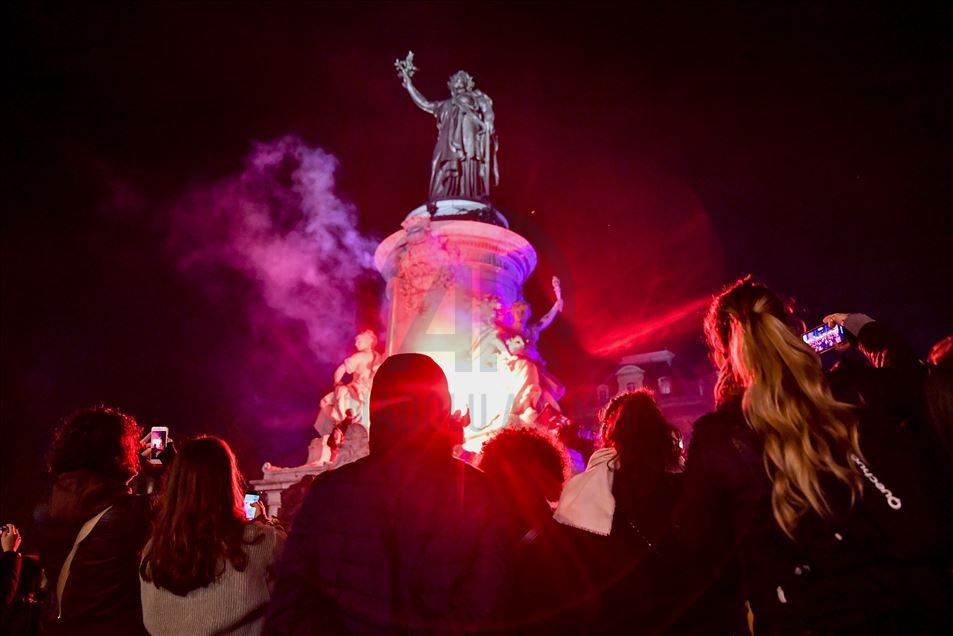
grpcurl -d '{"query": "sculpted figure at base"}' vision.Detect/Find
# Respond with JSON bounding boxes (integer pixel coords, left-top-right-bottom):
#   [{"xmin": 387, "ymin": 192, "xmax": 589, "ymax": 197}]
[
  {"xmin": 476, "ymin": 293, "xmax": 507, "ymax": 374},
  {"xmin": 327, "ymin": 410, "xmax": 370, "ymax": 468},
  {"xmin": 396, "ymin": 51, "xmax": 499, "ymax": 202},
  {"xmin": 504, "ymin": 277, "xmax": 566, "ymax": 422},
  {"xmin": 314, "ymin": 330, "xmax": 384, "ymax": 437}
]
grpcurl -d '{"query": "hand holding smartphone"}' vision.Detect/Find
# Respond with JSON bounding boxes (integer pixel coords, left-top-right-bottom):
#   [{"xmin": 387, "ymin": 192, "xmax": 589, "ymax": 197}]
[
  {"xmin": 243, "ymin": 492, "xmax": 262, "ymax": 520},
  {"xmin": 149, "ymin": 426, "xmax": 169, "ymax": 464},
  {"xmin": 802, "ymin": 323, "xmax": 846, "ymax": 354}
]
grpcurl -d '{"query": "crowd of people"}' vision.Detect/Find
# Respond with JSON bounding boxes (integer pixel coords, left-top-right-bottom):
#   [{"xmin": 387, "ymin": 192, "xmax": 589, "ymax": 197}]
[{"xmin": 1, "ymin": 277, "xmax": 951, "ymax": 635}]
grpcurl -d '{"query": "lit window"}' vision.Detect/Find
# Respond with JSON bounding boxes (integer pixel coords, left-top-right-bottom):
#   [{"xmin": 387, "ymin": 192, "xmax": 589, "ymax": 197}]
[{"xmin": 658, "ymin": 376, "xmax": 672, "ymax": 395}]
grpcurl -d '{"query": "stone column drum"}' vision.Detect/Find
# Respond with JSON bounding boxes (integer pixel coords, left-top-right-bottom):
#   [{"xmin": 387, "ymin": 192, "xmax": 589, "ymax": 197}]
[{"xmin": 374, "ymin": 202, "xmax": 537, "ymax": 451}]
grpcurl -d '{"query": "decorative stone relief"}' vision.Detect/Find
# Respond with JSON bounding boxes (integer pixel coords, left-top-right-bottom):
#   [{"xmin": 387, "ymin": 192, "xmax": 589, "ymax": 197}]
[{"xmin": 394, "ymin": 215, "xmax": 460, "ymax": 315}]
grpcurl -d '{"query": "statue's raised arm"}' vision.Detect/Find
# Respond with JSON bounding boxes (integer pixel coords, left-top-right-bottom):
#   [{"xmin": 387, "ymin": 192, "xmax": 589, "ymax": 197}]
[
  {"xmin": 536, "ymin": 276, "xmax": 564, "ymax": 332},
  {"xmin": 395, "ymin": 52, "xmax": 435, "ymax": 114}
]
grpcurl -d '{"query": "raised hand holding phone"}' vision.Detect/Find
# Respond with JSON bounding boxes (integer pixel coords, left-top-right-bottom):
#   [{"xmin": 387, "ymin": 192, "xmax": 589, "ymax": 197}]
[
  {"xmin": 802, "ymin": 323, "xmax": 846, "ymax": 354},
  {"xmin": 243, "ymin": 492, "xmax": 263, "ymax": 520},
  {"xmin": 148, "ymin": 426, "xmax": 169, "ymax": 464}
]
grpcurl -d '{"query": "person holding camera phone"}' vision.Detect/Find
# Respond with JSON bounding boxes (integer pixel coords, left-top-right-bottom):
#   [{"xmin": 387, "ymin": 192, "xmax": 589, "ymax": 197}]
[
  {"xmin": 597, "ymin": 279, "xmax": 952, "ymax": 634},
  {"xmin": 36, "ymin": 406, "xmax": 152, "ymax": 635},
  {"xmin": 140, "ymin": 436, "xmax": 285, "ymax": 635},
  {"xmin": 1, "ymin": 523, "xmax": 23, "ymax": 609}
]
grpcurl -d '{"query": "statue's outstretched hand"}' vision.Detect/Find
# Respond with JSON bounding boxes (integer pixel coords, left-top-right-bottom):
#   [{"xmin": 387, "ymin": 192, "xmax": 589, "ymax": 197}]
[
  {"xmin": 395, "ymin": 52, "xmax": 417, "ymax": 88},
  {"xmin": 552, "ymin": 276, "xmax": 562, "ymax": 299}
]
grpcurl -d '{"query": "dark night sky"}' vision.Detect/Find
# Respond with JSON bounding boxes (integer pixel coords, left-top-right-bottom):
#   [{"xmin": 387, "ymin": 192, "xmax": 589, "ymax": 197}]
[{"xmin": 4, "ymin": 2, "xmax": 952, "ymax": 531}]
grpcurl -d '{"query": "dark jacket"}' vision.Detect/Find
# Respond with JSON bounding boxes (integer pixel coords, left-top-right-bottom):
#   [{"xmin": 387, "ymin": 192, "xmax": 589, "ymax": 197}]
[
  {"xmin": 0, "ymin": 551, "xmax": 20, "ymax": 609},
  {"xmin": 604, "ymin": 400, "xmax": 952, "ymax": 635},
  {"xmin": 832, "ymin": 317, "xmax": 953, "ymax": 503},
  {"xmin": 37, "ymin": 472, "xmax": 151, "ymax": 635},
  {"xmin": 485, "ymin": 480, "xmax": 590, "ymax": 635},
  {"xmin": 830, "ymin": 316, "xmax": 926, "ymax": 432},
  {"xmin": 267, "ymin": 452, "xmax": 509, "ymax": 635},
  {"xmin": 1, "ymin": 552, "xmax": 43, "ymax": 635},
  {"xmin": 559, "ymin": 473, "xmax": 745, "ymax": 636}
]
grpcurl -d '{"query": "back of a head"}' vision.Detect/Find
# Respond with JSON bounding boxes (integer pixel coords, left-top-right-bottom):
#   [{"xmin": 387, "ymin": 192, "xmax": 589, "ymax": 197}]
[
  {"xmin": 142, "ymin": 436, "xmax": 250, "ymax": 595},
  {"xmin": 600, "ymin": 389, "xmax": 681, "ymax": 481},
  {"xmin": 48, "ymin": 406, "xmax": 141, "ymax": 484},
  {"xmin": 480, "ymin": 428, "xmax": 567, "ymax": 505},
  {"xmin": 704, "ymin": 277, "xmax": 862, "ymax": 538},
  {"xmin": 368, "ymin": 353, "xmax": 453, "ymax": 457}
]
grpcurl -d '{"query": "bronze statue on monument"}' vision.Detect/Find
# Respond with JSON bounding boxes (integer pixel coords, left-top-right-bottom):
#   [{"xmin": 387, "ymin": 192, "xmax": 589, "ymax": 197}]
[
  {"xmin": 395, "ymin": 51, "xmax": 499, "ymax": 204},
  {"xmin": 253, "ymin": 51, "xmax": 563, "ymax": 507}
]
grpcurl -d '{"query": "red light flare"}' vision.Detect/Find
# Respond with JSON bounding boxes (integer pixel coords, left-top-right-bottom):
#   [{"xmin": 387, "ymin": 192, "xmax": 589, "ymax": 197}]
[
  {"xmin": 522, "ymin": 162, "xmax": 724, "ymax": 360},
  {"xmin": 587, "ymin": 295, "xmax": 712, "ymax": 358}
]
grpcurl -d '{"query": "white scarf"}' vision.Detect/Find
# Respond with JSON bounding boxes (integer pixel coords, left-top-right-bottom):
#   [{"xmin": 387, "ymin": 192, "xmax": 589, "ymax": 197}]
[{"xmin": 553, "ymin": 447, "xmax": 617, "ymax": 536}]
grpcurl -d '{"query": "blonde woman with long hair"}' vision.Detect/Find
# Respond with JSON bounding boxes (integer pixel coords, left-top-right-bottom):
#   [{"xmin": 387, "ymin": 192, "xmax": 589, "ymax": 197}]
[{"xmin": 600, "ymin": 278, "xmax": 951, "ymax": 635}]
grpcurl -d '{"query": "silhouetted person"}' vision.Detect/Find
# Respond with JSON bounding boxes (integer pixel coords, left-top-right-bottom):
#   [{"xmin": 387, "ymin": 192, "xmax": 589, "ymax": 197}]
[
  {"xmin": 924, "ymin": 335, "xmax": 953, "ymax": 464},
  {"xmin": 1, "ymin": 523, "xmax": 44, "ymax": 634},
  {"xmin": 268, "ymin": 353, "xmax": 509, "ymax": 635},
  {"xmin": 479, "ymin": 427, "xmax": 568, "ymax": 633},
  {"xmin": 1, "ymin": 523, "xmax": 22, "ymax": 610},
  {"xmin": 828, "ymin": 315, "xmax": 953, "ymax": 488},
  {"xmin": 36, "ymin": 406, "xmax": 151, "ymax": 635}
]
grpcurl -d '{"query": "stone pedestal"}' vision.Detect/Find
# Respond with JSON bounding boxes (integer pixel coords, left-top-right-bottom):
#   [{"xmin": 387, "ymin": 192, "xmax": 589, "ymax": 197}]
[
  {"xmin": 250, "ymin": 463, "xmax": 328, "ymax": 518},
  {"xmin": 374, "ymin": 201, "xmax": 537, "ymax": 451}
]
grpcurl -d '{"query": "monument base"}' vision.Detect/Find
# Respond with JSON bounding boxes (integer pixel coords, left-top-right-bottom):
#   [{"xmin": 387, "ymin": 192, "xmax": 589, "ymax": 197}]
[
  {"xmin": 251, "ymin": 425, "xmax": 371, "ymax": 516},
  {"xmin": 250, "ymin": 463, "xmax": 328, "ymax": 518},
  {"xmin": 375, "ymin": 201, "xmax": 539, "ymax": 452}
]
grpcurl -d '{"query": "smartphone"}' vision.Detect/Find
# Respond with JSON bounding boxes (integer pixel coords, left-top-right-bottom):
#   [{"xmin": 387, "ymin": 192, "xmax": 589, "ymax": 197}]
[
  {"xmin": 802, "ymin": 323, "xmax": 846, "ymax": 354},
  {"xmin": 149, "ymin": 426, "xmax": 169, "ymax": 464},
  {"xmin": 243, "ymin": 492, "xmax": 262, "ymax": 520}
]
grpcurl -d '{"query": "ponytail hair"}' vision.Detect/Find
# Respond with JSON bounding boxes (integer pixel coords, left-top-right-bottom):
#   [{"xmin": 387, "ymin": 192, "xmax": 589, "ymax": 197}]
[{"xmin": 705, "ymin": 277, "xmax": 863, "ymax": 538}]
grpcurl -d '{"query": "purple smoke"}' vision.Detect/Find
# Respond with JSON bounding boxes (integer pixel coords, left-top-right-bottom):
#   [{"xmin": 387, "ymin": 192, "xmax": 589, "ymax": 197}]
[{"xmin": 167, "ymin": 136, "xmax": 377, "ymax": 434}]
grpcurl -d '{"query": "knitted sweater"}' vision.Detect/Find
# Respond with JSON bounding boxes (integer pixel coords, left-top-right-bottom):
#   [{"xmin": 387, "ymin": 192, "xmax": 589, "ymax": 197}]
[{"xmin": 140, "ymin": 523, "xmax": 284, "ymax": 635}]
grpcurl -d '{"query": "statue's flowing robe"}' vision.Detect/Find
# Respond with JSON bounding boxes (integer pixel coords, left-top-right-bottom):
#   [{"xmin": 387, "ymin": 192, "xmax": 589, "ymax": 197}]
[{"xmin": 429, "ymin": 93, "xmax": 493, "ymax": 201}]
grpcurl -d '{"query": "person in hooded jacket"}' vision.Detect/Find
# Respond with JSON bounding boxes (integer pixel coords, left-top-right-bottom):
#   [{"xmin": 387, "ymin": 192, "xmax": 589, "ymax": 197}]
[{"xmin": 267, "ymin": 353, "xmax": 510, "ymax": 635}]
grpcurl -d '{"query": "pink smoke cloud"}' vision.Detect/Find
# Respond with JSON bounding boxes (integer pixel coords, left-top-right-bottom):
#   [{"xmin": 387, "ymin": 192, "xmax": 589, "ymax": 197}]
[
  {"xmin": 166, "ymin": 136, "xmax": 378, "ymax": 434},
  {"xmin": 169, "ymin": 135, "xmax": 377, "ymax": 362}
]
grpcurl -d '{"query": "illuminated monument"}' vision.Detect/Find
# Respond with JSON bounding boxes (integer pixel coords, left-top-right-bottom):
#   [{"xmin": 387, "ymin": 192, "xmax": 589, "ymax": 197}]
[
  {"xmin": 253, "ymin": 53, "xmax": 564, "ymax": 512},
  {"xmin": 380, "ymin": 52, "xmax": 563, "ymax": 451}
]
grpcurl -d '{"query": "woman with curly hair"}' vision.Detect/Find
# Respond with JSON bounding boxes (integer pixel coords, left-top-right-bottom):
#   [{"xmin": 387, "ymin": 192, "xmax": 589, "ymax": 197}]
[
  {"xmin": 481, "ymin": 427, "xmax": 568, "ymax": 540},
  {"xmin": 554, "ymin": 390, "xmax": 742, "ymax": 633},
  {"xmin": 140, "ymin": 436, "xmax": 284, "ymax": 635},
  {"xmin": 479, "ymin": 427, "xmax": 569, "ymax": 633},
  {"xmin": 39, "ymin": 406, "xmax": 151, "ymax": 635}
]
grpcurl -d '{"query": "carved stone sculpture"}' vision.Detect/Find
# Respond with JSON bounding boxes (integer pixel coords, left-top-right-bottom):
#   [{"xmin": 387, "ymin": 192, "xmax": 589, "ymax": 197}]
[{"xmin": 314, "ymin": 330, "xmax": 383, "ymax": 435}]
